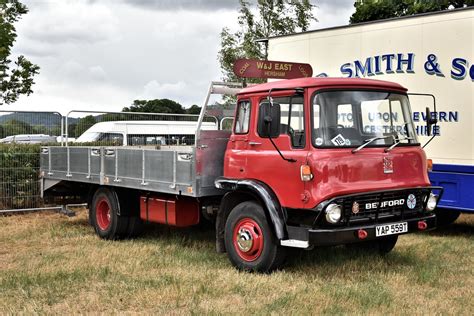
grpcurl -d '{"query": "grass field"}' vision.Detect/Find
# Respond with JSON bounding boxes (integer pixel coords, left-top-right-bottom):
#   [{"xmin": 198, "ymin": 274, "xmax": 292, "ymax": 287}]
[{"xmin": 1, "ymin": 209, "xmax": 473, "ymax": 314}]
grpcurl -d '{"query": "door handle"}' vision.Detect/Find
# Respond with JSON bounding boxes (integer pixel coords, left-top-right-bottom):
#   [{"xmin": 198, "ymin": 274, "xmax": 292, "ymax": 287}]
[{"xmin": 249, "ymin": 141, "xmax": 262, "ymax": 146}]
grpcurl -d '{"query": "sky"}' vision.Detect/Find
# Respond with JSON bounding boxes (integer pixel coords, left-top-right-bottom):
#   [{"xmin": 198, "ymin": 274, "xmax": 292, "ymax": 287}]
[{"xmin": 6, "ymin": 0, "xmax": 355, "ymax": 114}]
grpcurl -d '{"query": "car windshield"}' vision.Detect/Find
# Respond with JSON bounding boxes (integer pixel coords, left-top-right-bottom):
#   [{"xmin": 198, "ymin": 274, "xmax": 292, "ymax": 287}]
[{"xmin": 312, "ymin": 90, "xmax": 418, "ymax": 148}]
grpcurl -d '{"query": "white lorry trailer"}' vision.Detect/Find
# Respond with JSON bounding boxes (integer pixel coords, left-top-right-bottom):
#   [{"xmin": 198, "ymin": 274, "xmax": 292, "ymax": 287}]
[{"xmin": 266, "ymin": 7, "xmax": 473, "ymax": 223}]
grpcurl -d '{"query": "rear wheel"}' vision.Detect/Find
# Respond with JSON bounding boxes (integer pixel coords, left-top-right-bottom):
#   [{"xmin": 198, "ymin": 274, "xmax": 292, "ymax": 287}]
[
  {"xmin": 435, "ymin": 208, "xmax": 461, "ymax": 226},
  {"xmin": 91, "ymin": 187, "xmax": 131, "ymax": 239},
  {"xmin": 224, "ymin": 201, "xmax": 286, "ymax": 272}
]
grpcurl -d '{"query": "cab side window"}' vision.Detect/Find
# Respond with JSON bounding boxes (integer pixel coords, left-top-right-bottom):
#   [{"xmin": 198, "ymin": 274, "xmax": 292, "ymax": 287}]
[
  {"xmin": 234, "ymin": 100, "xmax": 251, "ymax": 134},
  {"xmin": 274, "ymin": 96, "xmax": 305, "ymax": 148}
]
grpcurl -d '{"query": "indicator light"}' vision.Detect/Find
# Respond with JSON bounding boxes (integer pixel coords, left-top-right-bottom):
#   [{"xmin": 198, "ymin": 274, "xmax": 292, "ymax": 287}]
[{"xmin": 300, "ymin": 164, "xmax": 313, "ymax": 182}]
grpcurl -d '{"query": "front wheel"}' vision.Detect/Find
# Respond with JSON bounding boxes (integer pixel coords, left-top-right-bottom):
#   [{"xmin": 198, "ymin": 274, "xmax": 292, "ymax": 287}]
[{"xmin": 224, "ymin": 201, "xmax": 286, "ymax": 272}]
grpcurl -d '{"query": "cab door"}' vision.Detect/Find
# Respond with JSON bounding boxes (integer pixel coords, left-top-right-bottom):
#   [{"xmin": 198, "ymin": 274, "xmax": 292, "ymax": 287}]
[
  {"xmin": 226, "ymin": 99, "xmax": 252, "ymax": 177},
  {"xmin": 244, "ymin": 94, "xmax": 310, "ymax": 209}
]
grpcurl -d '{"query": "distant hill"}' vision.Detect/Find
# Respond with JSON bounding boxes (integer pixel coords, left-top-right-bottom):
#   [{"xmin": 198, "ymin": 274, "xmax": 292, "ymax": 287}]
[{"xmin": 0, "ymin": 112, "xmax": 73, "ymax": 126}]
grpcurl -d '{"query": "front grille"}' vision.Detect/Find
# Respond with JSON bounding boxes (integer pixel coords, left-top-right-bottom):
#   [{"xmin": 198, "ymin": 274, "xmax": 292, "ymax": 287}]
[{"xmin": 329, "ymin": 188, "xmax": 433, "ymax": 226}]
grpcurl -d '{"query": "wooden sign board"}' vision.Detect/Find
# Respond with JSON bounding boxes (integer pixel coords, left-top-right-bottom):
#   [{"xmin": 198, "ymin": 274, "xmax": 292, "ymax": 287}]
[{"xmin": 233, "ymin": 58, "xmax": 313, "ymax": 79}]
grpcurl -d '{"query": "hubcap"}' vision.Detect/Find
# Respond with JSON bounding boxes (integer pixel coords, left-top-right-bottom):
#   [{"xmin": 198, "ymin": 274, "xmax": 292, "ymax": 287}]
[
  {"xmin": 237, "ymin": 228, "xmax": 253, "ymax": 252},
  {"xmin": 96, "ymin": 198, "xmax": 111, "ymax": 231},
  {"xmin": 233, "ymin": 218, "xmax": 264, "ymax": 262}
]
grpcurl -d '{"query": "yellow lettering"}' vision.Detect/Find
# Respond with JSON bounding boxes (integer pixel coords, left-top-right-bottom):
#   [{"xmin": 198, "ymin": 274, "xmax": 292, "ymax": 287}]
[
  {"xmin": 239, "ymin": 62, "xmax": 250, "ymax": 75},
  {"xmin": 299, "ymin": 65, "xmax": 308, "ymax": 77}
]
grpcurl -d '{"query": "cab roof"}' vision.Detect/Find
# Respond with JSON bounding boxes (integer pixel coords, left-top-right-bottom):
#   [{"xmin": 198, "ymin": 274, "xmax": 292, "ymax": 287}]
[{"xmin": 239, "ymin": 77, "xmax": 407, "ymax": 95}]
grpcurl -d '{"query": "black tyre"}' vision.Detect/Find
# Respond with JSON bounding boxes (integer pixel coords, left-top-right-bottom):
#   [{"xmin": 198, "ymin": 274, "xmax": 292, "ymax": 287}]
[
  {"xmin": 224, "ymin": 201, "xmax": 286, "ymax": 272},
  {"xmin": 435, "ymin": 208, "xmax": 461, "ymax": 226},
  {"xmin": 117, "ymin": 193, "xmax": 144, "ymax": 238},
  {"xmin": 125, "ymin": 216, "xmax": 144, "ymax": 238},
  {"xmin": 90, "ymin": 187, "xmax": 130, "ymax": 239},
  {"xmin": 348, "ymin": 235, "xmax": 398, "ymax": 255}
]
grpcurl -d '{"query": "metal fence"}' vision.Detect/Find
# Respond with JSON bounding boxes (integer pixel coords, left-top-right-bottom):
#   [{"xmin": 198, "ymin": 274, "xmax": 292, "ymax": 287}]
[
  {"xmin": 0, "ymin": 109, "xmax": 223, "ymax": 213},
  {"xmin": 0, "ymin": 111, "xmax": 63, "ymax": 212}
]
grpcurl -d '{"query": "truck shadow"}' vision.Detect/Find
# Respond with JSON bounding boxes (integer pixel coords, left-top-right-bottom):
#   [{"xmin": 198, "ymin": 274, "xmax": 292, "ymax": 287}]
[
  {"xmin": 429, "ymin": 222, "xmax": 474, "ymax": 237},
  {"xmin": 284, "ymin": 244, "xmax": 431, "ymax": 277},
  {"xmin": 139, "ymin": 222, "xmax": 216, "ymax": 247},
  {"xmin": 64, "ymin": 213, "xmax": 472, "ymax": 274}
]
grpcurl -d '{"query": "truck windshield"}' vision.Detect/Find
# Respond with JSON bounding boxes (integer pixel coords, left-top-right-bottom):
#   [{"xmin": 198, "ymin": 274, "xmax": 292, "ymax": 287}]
[{"xmin": 312, "ymin": 90, "xmax": 418, "ymax": 148}]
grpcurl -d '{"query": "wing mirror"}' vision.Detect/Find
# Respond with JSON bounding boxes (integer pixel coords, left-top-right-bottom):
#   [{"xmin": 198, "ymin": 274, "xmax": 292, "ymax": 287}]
[
  {"xmin": 257, "ymin": 101, "xmax": 281, "ymax": 138},
  {"xmin": 425, "ymin": 107, "xmax": 438, "ymax": 137}
]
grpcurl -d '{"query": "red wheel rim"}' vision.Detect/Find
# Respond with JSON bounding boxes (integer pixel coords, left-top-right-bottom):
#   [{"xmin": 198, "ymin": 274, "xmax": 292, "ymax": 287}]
[
  {"xmin": 233, "ymin": 218, "xmax": 264, "ymax": 262},
  {"xmin": 96, "ymin": 198, "xmax": 111, "ymax": 231}
]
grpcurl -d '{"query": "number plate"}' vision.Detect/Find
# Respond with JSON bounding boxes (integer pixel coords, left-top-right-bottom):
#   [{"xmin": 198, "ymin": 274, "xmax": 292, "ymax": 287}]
[{"xmin": 375, "ymin": 222, "xmax": 408, "ymax": 237}]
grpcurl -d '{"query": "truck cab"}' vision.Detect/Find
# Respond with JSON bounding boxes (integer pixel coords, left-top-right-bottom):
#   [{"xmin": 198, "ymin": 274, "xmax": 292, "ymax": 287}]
[{"xmin": 216, "ymin": 77, "xmax": 442, "ymax": 271}]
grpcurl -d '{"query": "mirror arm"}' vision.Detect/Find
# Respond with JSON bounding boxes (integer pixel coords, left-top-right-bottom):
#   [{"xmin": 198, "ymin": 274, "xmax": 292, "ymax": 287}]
[
  {"xmin": 265, "ymin": 88, "xmax": 296, "ymax": 163},
  {"xmin": 408, "ymin": 93, "xmax": 438, "ymax": 148},
  {"xmin": 265, "ymin": 116, "xmax": 296, "ymax": 163},
  {"xmin": 268, "ymin": 134, "xmax": 296, "ymax": 163}
]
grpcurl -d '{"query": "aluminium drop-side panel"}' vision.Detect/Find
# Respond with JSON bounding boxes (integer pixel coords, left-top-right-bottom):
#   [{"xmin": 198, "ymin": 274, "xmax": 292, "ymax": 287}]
[
  {"xmin": 144, "ymin": 150, "xmax": 175, "ymax": 182},
  {"xmin": 50, "ymin": 147, "xmax": 68, "ymax": 173},
  {"xmin": 68, "ymin": 147, "xmax": 90, "ymax": 174},
  {"xmin": 41, "ymin": 130, "xmax": 229, "ymax": 198}
]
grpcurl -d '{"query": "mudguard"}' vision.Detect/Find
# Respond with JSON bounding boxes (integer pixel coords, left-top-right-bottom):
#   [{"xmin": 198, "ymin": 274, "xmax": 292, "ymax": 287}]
[{"xmin": 215, "ymin": 177, "xmax": 287, "ymax": 241}]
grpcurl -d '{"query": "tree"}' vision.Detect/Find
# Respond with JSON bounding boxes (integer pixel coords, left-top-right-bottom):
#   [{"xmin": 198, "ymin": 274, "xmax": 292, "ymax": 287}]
[
  {"xmin": 74, "ymin": 115, "xmax": 96, "ymax": 138},
  {"xmin": 123, "ymin": 99, "xmax": 186, "ymax": 114},
  {"xmin": 0, "ymin": 0, "xmax": 40, "ymax": 105},
  {"xmin": 350, "ymin": 0, "xmax": 473, "ymax": 24},
  {"xmin": 218, "ymin": 0, "xmax": 317, "ymax": 83},
  {"xmin": 187, "ymin": 104, "xmax": 201, "ymax": 115},
  {"xmin": 0, "ymin": 119, "xmax": 32, "ymax": 136}
]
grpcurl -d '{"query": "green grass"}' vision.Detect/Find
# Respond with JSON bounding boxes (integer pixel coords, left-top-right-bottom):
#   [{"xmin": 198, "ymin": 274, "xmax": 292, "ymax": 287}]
[{"xmin": 0, "ymin": 209, "xmax": 473, "ymax": 314}]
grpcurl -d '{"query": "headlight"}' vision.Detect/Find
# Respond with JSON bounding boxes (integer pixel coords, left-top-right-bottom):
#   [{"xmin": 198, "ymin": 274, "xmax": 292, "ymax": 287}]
[
  {"xmin": 325, "ymin": 203, "xmax": 342, "ymax": 223},
  {"xmin": 425, "ymin": 193, "xmax": 438, "ymax": 211}
]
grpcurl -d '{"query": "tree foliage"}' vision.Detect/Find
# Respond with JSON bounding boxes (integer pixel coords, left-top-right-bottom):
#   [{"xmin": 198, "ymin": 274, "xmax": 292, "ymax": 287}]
[
  {"xmin": 123, "ymin": 99, "xmax": 200, "ymax": 115},
  {"xmin": 350, "ymin": 0, "xmax": 473, "ymax": 24},
  {"xmin": 0, "ymin": 143, "xmax": 42, "ymax": 209},
  {"xmin": 124, "ymin": 99, "xmax": 186, "ymax": 114},
  {"xmin": 0, "ymin": 119, "xmax": 60, "ymax": 138},
  {"xmin": 0, "ymin": 0, "xmax": 40, "ymax": 105},
  {"xmin": 218, "ymin": 0, "xmax": 317, "ymax": 83},
  {"xmin": 74, "ymin": 115, "xmax": 96, "ymax": 138}
]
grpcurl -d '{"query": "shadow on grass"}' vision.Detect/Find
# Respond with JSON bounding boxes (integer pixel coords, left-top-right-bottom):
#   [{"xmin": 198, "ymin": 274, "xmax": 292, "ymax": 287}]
[
  {"xmin": 286, "ymin": 244, "xmax": 418, "ymax": 272},
  {"xmin": 139, "ymin": 222, "xmax": 216, "ymax": 245},
  {"xmin": 61, "ymin": 214, "xmax": 437, "ymax": 276},
  {"xmin": 429, "ymin": 221, "xmax": 474, "ymax": 237}
]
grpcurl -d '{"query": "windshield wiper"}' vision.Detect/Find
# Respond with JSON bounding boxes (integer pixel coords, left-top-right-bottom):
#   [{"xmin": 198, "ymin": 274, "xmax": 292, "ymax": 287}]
[
  {"xmin": 352, "ymin": 136, "xmax": 394, "ymax": 153},
  {"xmin": 384, "ymin": 136, "xmax": 414, "ymax": 152}
]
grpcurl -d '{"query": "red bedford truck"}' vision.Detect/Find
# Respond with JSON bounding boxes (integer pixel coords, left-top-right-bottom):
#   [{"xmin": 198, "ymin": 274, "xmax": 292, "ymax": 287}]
[{"xmin": 40, "ymin": 78, "xmax": 442, "ymax": 272}]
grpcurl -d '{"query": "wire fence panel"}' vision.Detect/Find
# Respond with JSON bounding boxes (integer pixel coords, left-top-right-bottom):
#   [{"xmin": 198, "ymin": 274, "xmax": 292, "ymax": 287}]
[
  {"xmin": 0, "ymin": 104, "xmax": 233, "ymax": 212},
  {"xmin": 0, "ymin": 111, "xmax": 63, "ymax": 211}
]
